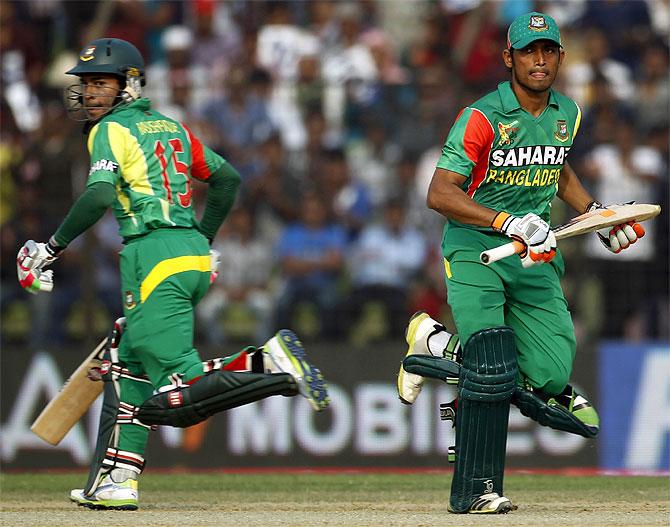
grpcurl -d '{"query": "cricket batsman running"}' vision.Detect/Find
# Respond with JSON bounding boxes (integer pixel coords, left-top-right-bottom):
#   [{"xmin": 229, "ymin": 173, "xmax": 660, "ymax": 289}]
[
  {"xmin": 396, "ymin": 12, "xmax": 647, "ymax": 513},
  {"xmin": 16, "ymin": 38, "xmax": 329, "ymax": 510}
]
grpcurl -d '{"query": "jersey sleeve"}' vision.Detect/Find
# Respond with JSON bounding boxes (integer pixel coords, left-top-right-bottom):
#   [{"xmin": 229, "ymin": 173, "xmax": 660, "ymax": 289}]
[
  {"xmin": 436, "ymin": 107, "xmax": 494, "ymax": 177},
  {"xmin": 184, "ymin": 124, "xmax": 226, "ymax": 181},
  {"xmin": 86, "ymin": 121, "xmax": 123, "ymax": 187}
]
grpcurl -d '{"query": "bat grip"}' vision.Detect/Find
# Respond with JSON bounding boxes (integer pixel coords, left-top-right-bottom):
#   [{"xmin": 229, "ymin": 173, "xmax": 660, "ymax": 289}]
[{"xmin": 480, "ymin": 240, "xmax": 526, "ymax": 265}]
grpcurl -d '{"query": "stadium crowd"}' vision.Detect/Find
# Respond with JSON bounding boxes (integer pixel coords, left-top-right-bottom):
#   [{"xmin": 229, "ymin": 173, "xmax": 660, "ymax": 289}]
[{"xmin": 1, "ymin": 0, "xmax": 668, "ymax": 349}]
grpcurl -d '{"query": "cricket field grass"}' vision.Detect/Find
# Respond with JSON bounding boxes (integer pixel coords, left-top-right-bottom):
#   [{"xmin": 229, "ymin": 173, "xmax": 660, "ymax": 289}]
[{"xmin": 1, "ymin": 472, "xmax": 669, "ymax": 526}]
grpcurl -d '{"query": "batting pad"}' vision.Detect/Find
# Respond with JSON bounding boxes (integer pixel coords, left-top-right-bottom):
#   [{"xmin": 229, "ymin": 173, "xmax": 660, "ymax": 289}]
[
  {"xmin": 512, "ymin": 388, "xmax": 599, "ymax": 438},
  {"xmin": 449, "ymin": 326, "xmax": 517, "ymax": 513},
  {"xmin": 136, "ymin": 371, "xmax": 298, "ymax": 428},
  {"xmin": 402, "ymin": 355, "xmax": 460, "ymax": 384}
]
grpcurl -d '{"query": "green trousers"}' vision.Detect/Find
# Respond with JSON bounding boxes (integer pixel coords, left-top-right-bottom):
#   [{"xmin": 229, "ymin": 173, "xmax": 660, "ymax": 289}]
[
  {"xmin": 113, "ymin": 228, "xmax": 238, "ymax": 455},
  {"xmin": 442, "ymin": 226, "xmax": 576, "ymax": 396}
]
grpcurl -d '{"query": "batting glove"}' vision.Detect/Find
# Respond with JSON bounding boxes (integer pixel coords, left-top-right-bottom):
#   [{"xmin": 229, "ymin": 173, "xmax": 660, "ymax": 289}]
[
  {"xmin": 586, "ymin": 201, "xmax": 645, "ymax": 254},
  {"xmin": 492, "ymin": 211, "xmax": 556, "ymax": 268},
  {"xmin": 16, "ymin": 239, "xmax": 62, "ymax": 294}
]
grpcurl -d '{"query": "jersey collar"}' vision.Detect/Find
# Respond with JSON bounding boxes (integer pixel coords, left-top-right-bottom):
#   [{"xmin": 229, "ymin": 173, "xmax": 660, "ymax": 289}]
[{"xmin": 497, "ymin": 81, "xmax": 559, "ymax": 113}]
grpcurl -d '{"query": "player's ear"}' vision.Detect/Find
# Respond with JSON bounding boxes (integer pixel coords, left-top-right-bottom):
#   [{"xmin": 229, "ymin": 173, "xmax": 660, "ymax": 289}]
[
  {"xmin": 558, "ymin": 48, "xmax": 565, "ymax": 66},
  {"xmin": 502, "ymin": 48, "xmax": 513, "ymax": 69}
]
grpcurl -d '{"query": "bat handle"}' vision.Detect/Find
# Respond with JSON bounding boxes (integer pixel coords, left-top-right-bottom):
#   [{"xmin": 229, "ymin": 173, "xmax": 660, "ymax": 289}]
[{"xmin": 480, "ymin": 240, "xmax": 526, "ymax": 265}]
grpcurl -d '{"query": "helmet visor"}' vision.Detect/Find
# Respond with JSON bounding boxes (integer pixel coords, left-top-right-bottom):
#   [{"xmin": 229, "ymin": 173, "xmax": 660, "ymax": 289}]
[{"xmin": 64, "ymin": 82, "xmax": 122, "ymax": 122}]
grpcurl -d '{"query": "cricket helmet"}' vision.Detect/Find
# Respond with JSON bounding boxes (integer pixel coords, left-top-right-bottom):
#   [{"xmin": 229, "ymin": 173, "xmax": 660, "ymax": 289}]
[
  {"xmin": 65, "ymin": 38, "xmax": 145, "ymax": 122},
  {"xmin": 66, "ymin": 38, "xmax": 146, "ymax": 85}
]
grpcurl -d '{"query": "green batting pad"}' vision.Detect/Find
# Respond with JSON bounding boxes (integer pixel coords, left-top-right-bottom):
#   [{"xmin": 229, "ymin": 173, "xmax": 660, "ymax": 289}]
[
  {"xmin": 402, "ymin": 355, "xmax": 460, "ymax": 384},
  {"xmin": 449, "ymin": 326, "xmax": 517, "ymax": 513}
]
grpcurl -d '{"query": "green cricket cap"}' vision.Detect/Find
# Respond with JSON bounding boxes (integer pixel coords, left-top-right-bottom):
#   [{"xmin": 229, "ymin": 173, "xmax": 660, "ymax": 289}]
[{"xmin": 507, "ymin": 12, "xmax": 562, "ymax": 50}]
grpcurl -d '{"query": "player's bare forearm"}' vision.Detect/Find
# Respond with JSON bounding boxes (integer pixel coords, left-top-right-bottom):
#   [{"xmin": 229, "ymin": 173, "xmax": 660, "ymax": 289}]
[
  {"xmin": 557, "ymin": 163, "xmax": 594, "ymax": 214},
  {"xmin": 427, "ymin": 168, "xmax": 498, "ymax": 227}
]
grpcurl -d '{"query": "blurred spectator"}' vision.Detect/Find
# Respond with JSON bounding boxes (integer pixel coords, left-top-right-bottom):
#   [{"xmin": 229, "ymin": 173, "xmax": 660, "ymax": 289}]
[
  {"xmin": 1, "ymin": 1, "xmax": 44, "ymax": 133},
  {"xmin": 245, "ymin": 133, "xmax": 302, "ymax": 242},
  {"xmin": 188, "ymin": 0, "xmax": 242, "ymax": 80},
  {"xmin": 321, "ymin": 2, "xmax": 379, "ymax": 131},
  {"xmin": 635, "ymin": 41, "xmax": 670, "ymax": 134},
  {"xmin": 582, "ymin": 119, "xmax": 664, "ymax": 339},
  {"xmin": 256, "ymin": 0, "xmax": 320, "ymax": 149},
  {"xmin": 318, "ymin": 148, "xmax": 372, "ymax": 240},
  {"xmin": 580, "ymin": 0, "xmax": 653, "ymax": 68},
  {"xmin": 197, "ymin": 207, "xmax": 274, "ymax": 345},
  {"xmin": 275, "ymin": 192, "xmax": 347, "ymax": 339},
  {"xmin": 199, "ymin": 67, "xmax": 275, "ymax": 177},
  {"xmin": 287, "ymin": 109, "xmax": 341, "ymax": 184},
  {"xmin": 144, "ymin": 25, "xmax": 212, "ymax": 121},
  {"xmin": 346, "ymin": 198, "xmax": 427, "ymax": 345},
  {"xmin": 565, "ymin": 28, "xmax": 634, "ymax": 108},
  {"xmin": 442, "ymin": 2, "xmax": 507, "ymax": 92},
  {"xmin": 346, "ymin": 119, "xmax": 401, "ymax": 206}
]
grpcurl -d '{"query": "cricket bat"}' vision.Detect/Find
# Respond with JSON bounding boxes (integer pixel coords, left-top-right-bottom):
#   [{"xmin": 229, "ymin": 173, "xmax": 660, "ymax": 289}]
[
  {"xmin": 480, "ymin": 203, "xmax": 661, "ymax": 265},
  {"xmin": 31, "ymin": 337, "xmax": 108, "ymax": 445}
]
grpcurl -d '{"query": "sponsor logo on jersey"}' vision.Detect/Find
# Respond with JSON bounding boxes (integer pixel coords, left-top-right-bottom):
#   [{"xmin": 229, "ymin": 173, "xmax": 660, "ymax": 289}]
[
  {"xmin": 554, "ymin": 120, "xmax": 569, "ymax": 142},
  {"xmin": 497, "ymin": 121, "xmax": 519, "ymax": 146},
  {"xmin": 490, "ymin": 145, "xmax": 570, "ymax": 167},
  {"xmin": 485, "ymin": 167, "xmax": 561, "ymax": 187},
  {"xmin": 529, "ymin": 16, "xmax": 548, "ymax": 32},
  {"xmin": 89, "ymin": 159, "xmax": 119, "ymax": 175}
]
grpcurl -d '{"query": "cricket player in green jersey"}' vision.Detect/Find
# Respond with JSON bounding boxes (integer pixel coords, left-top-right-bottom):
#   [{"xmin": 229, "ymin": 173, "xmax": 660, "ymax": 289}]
[
  {"xmin": 16, "ymin": 38, "xmax": 329, "ymax": 510},
  {"xmin": 395, "ymin": 13, "xmax": 647, "ymax": 513}
]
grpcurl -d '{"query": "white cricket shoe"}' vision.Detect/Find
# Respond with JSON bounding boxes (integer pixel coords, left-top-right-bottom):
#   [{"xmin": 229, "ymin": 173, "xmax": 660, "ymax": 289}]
[
  {"xmin": 70, "ymin": 473, "xmax": 138, "ymax": 510},
  {"xmin": 464, "ymin": 493, "xmax": 515, "ymax": 514},
  {"xmin": 398, "ymin": 312, "xmax": 441, "ymax": 404},
  {"xmin": 262, "ymin": 329, "xmax": 330, "ymax": 411}
]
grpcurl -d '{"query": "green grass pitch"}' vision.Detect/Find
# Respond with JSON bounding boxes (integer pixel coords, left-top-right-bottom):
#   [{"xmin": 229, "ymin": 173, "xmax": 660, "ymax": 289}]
[{"xmin": 1, "ymin": 472, "xmax": 668, "ymax": 526}]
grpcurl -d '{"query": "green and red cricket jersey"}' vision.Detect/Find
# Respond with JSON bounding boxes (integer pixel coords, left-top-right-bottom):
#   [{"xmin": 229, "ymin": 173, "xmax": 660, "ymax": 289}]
[
  {"xmin": 86, "ymin": 98, "xmax": 226, "ymax": 240},
  {"xmin": 437, "ymin": 81, "xmax": 581, "ymax": 226}
]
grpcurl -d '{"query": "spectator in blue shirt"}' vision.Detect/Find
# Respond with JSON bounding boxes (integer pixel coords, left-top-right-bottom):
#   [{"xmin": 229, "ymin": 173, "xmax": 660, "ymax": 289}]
[{"xmin": 275, "ymin": 191, "xmax": 347, "ymax": 337}]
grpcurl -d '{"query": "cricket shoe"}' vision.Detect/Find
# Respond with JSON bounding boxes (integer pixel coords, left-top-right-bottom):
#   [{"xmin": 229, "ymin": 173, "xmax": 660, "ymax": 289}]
[
  {"xmin": 262, "ymin": 329, "xmax": 330, "ymax": 411},
  {"xmin": 550, "ymin": 384, "xmax": 600, "ymax": 436},
  {"xmin": 70, "ymin": 474, "xmax": 138, "ymax": 511},
  {"xmin": 448, "ymin": 493, "xmax": 515, "ymax": 514},
  {"xmin": 398, "ymin": 311, "xmax": 461, "ymax": 404}
]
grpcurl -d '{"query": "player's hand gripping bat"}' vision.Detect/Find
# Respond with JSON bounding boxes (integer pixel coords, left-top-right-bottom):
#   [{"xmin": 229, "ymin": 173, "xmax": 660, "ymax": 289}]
[{"xmin": 480, "ymin": 203, "xmax": 661, "ymax": 265}]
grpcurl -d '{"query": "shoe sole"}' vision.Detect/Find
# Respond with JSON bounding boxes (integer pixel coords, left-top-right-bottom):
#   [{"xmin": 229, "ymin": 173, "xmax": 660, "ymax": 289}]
[
  {"xmin": 276, "ymin": 329, "xmax": 330, "ymax": 411},
  {"xmin": 398, "ymin": 311, "xmax": 430, "ymax": 404},
  {"xmin": 70, "ymin": 497, "xmax": 138, "ymax": 511},
  {"xmin": 447, "ymin": 501, "xmax": 515, "ymax": 514}
]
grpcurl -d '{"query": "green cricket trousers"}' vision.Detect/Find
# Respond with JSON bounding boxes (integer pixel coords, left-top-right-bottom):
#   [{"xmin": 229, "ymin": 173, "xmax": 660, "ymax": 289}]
[
  {"xmin": 442, "ymin": 226, "xmax": 576, "ymax": 396},
  {"xmin": 112, "ymin": 228, "xmax": 243, "ymax": 455}
]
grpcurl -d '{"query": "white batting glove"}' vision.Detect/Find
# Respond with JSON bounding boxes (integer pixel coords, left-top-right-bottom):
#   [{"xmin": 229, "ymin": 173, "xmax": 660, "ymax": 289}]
[
  {"xmin": 586, "ymin": 201, "xmax": 646, "ymax": 254},
  {"xmin": 492, "ymin": 212, "xmax": 557, "ymax": 268},
  {"xmin": 209, "ymin": 249, "xmax": 221, "ymax": 284},
  {"xmin": 17, "ymin": 239, "xmax": 61, "ymax": 294}
]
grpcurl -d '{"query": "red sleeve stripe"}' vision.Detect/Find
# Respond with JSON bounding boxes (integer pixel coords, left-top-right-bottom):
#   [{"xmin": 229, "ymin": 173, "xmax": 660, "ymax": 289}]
[
  {"xmin": 183, "ymin": 124, "xmax": 211, "ymax": 181},
  {"xmin": 464, "ymin": 108, "xmax": 494, "ymax": 197}
]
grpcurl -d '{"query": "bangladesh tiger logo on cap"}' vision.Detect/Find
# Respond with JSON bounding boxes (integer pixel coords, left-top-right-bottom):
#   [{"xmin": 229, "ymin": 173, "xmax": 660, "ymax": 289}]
[
  {"xmin": 529, "ymin": 15, "xmax": 549, "ymax": 32},
  {"xmin": 80, "ymin": 46, "xmax": 96, "ymax": 62}
]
